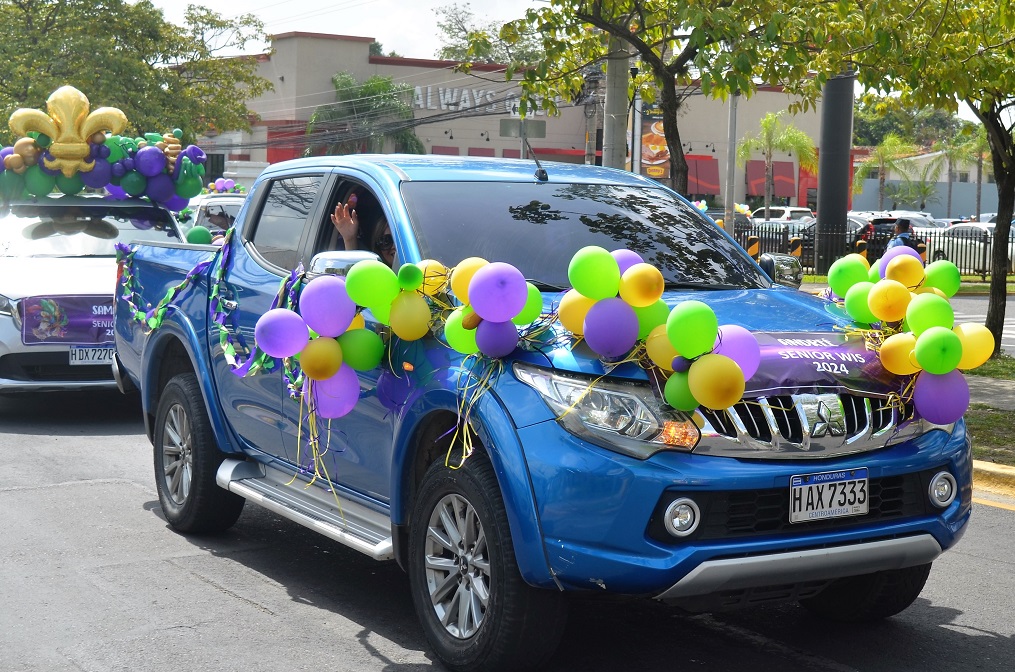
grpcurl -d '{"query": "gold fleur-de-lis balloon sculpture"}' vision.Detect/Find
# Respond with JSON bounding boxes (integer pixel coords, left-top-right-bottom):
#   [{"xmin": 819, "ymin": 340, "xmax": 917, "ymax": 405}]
[{"xmin": 9, "ymin": 86, "xmax": 128, "ymax": 177}]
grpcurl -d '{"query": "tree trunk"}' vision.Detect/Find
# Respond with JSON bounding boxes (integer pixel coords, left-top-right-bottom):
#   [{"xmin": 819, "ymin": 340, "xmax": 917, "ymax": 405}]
[
  {"xmin": 975, "ymin": 156, "xmax": 983, "ymax": 221},
  {"xmin": 657, "ymin": 73, "xmax": 687, "ymax": 194},
  {"xmin": 878, "ymin": 172, "xmax": 886, "ymax": 210},
  {"xmin": 946, "ymin": 158, "xmax": 953, "ymax": 217},
  {"xmin": 987, "ymin": 169, "xmax": 1013, "ymax": 356},
  {"xmin": 764, "ymin": 154, "xmax": 773, "ymax": 219}
]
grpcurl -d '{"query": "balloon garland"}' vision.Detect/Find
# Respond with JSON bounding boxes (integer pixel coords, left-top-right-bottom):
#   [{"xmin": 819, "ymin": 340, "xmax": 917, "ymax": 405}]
[
  {"xmin": 826, "ymin": 251, "xmax": 992, "ymax": 424},
  {"xmin": 2, "ymin": 86, "xmax": 206, "ymax": 212}
]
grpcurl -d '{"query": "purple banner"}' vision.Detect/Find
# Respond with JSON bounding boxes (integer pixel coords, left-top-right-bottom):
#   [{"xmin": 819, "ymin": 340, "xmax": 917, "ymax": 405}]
[
  {"xmin": 21, "ymin": 296, "xmax": 115, "ymax": 345},
  {"xmin": 747, "ymin": 332, "xmax": 902, "ymax": 396}
]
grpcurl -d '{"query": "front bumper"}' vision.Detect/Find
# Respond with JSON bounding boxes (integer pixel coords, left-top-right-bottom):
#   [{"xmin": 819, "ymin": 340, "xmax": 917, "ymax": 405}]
[{"xmin": 0, "ymin": 320, "xmax": 116, "ymax": 393}]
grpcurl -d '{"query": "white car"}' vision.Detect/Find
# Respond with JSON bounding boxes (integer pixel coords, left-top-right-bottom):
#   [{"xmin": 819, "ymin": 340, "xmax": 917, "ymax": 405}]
[
  {"xmin": 0, "ymin": 195, "xmax": 183, "ymax": 393},
  {"xmin": 750, "ymin": 206, "xmax": 814, "ymax": 223},
  {"xmin": 926, "ymin": 223, "xmax": 1015, "ymax": 274}
]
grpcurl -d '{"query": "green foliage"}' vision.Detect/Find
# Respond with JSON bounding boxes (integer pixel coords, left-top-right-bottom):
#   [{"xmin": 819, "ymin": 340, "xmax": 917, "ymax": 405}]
[
  {"xmin": 736, "ymin": 112, "xmax": 817, "ymax": 219},
  {"xmin": 435, "ymin": 2, "xmax": 543, "ymax": 63},
  {"xmin": 304, "ymin": 72, "xmax": 424, "ymax": 156},
  {"xmin": 0, "ymin": 0, "xmax": 272, "ymax": 145},
  {"xmin": 851, "ymin": 134, "xmax": 919, "ymax": 210}
]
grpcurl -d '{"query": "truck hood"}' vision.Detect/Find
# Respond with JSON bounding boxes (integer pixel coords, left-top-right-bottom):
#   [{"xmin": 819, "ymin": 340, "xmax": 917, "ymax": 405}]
[{"xmin": 524, "ymin": 287, "xmax": 901, "ymax": 397}]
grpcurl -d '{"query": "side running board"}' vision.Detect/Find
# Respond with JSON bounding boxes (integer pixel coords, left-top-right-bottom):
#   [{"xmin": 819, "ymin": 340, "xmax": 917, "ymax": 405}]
[{"xmin": 216, "ymin": 459, "xmax": 394, "ymax": 560}]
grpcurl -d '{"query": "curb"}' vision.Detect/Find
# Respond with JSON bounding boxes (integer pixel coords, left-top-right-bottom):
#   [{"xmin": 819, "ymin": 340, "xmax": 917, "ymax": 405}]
[{"xmin": 972, "ymin": 460, "xmax": 1015, "ymax": 498}]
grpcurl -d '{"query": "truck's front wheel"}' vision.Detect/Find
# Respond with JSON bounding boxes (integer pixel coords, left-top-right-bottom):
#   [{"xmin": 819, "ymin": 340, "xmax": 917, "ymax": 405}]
[
  {"xmin": 408, "ymin": 453, "xmax": 567, "ymax": 672},
  {"xmin": 799, "ymin": 562, "xmax": 932, "ymax": 622},
  {"xmin": 153, "ymin": 373, "xmax": 244, "ymax": 533}
]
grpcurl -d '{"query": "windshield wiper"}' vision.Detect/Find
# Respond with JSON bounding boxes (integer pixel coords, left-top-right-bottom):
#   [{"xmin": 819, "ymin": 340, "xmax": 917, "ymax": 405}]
[
  {"xmin": 665, "ymin": 281, "xmax": 744, "ymax": 291},
  {"xmin": 528, "ymin": 280, "xmax": 569, "ymax": 292}
]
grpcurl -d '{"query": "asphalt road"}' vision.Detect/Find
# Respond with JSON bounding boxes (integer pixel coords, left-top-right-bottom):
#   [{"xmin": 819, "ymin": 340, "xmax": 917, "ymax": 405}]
[{"xmin": 2, "ymin": 390, "xmax": 1014, "ymax": 672}]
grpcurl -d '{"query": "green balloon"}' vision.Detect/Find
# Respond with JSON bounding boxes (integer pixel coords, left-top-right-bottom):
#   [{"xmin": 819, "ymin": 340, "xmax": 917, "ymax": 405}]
[
  {"xmin": 633, "ymin": 299, "xmax": 670, "ymax": 340},
  {"xmin": 924, "ymin": 260, "xmax": 961, "ymax": 297},
  {"xmin": 906, "ymin": 293, "xmax": 954, "ymax": 337},
  {"xmin": 24, "ymin": 165, "xmax": 57, "ymax": 196},
  {"xmin": 664, "ymin": 371, "xmax": 699, "ymax": 411},
  {"xmin": 173, "ymin": 128, "xmax": 184, "ymax": 139},
  {"xmin": 445, "ymin": 307, "xmax": 479, "ymax": 354},
  {"xmin": 397, "ymin": 263, "xmax": 424, "ymax": 291},
  {"xmin": 367, "ymin": 300, "xmax": 390, "ymax": 325},
  {"xmin": 844, "ymin": 281, "xmax": 878, "ymax": 325},
  {"xmin": 666, "ymin": 300, "xmax": 717, "ymax": 359},
  {"xmin": 337, "ymin": 328, "xmax": 384, "ymax": 371},
  {"xmin": 104, "ymin": 136, "xmax": 126, "ymax": 162},
  {"xmin": 828, "ymin": 256, "xmax": 869, "ymax": 297},
  {"xmin": 346, "ymin": 260, "xmax": 399, "ymax": 308},
  {"xmin": 914, "ymin": 326, "xmax": 963, "ymax": 374},
  {"xmin": 0, "ymin": 170, "xmax": 26, "ymax": 200},
  {"xmin": 121, "ymin": 171, "xmax": 147, "ymax": 196},
  {"xmin": 511, "ymin": 282, "xmax": 542, "ymax": 325},
  {"xmin": 175, "ymin": 175, "xmax": 203, "ymax": 199},
  {"xmin": 186, "ymin": 226, "xmax": 212, "ymax": 244},
  {"xmin": 568, "ymin": 245, "xmax": 620, "ymax": 300},
  {"xmin": 867, "ymin": 263, "xmax": 882, "ymax": 283},
  {"xmin": 56, "ymin": 173, "xmax": 84, "ymax": 195}
]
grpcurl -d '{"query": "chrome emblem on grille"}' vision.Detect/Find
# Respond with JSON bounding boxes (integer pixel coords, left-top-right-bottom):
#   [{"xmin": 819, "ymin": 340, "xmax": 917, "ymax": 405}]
[{"xmin": 809, "ymin": 395, "xmax": 846, "ymax": 437}]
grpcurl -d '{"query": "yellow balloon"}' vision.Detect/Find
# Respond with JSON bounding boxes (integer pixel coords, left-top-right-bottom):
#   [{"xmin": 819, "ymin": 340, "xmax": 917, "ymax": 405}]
[
  {"xmin": 388, "ymin": 291, "xmax": 432, "ymax": 341},
  {"xmin": 300, "ymin": 337, "xmax": 343, "ymax": 381},
  {"xmin": 619, "ymin": 263, "xmax": 665, "ymax": 308},
  {"xmin": 885, "ymin": 255, "xmax": 925, "ymax": 289},
  {"xmin": 687, "ymin": 354, "xmax": 745, "ymax": 409},
  {"xmin": 646, "ymin": 325, "xmax": 679, "ymax": 371},
  {"xmin": 348, "ymin": 313, "xmax": 365, "ymax": 330},
  {"xmin": 449, "ymin": 257, "xmax": 488, "ymax": 305},
  {"xmin": 867, "ymin": 279, "xmax": 911, "ymax": 322},
  {"xmin": 418, "ymin": 258, "xmax": 449, "ymax": 297},
  {"xmin": 916, "ymin": 286, "xmax": 947, "ymax": 298},
  {"xmin": 879, "ymin": 332, "xmax": 921, "ymax": 375},
  {"xmin": 558, "ymin": 289, "xmax": 596, "ymax": 335},
  {"xmin": 844, "ymin": 252, "xmax": 870, "ymax": 270},
  {"xmin": 954, "ymin": 323, "xmax": 994, "ymax": 370}
]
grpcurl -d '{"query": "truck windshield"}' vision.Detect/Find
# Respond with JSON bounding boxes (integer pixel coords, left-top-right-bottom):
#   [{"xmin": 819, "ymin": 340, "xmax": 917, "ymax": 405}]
[{"xmin": 401, "ymin": 182, "xmax": 768, "ymax": 289}]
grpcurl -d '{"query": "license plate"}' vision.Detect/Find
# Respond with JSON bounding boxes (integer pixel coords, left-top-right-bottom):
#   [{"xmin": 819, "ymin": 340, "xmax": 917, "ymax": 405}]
[
  {"xmin": 790, "ymin": 468, "xmax": 869, "ymax": 523},
  {"xmin": 69, "ymin": 346, "xmax": 115, "ymax": 366}
]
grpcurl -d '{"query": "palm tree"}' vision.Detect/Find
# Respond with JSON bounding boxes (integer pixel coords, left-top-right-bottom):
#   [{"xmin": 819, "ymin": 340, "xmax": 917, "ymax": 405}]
[
  {"xmin": 736, "ymin": 112, "xmax": 818, "ymax": 221},
  {"xmin": 851, "ymin": 133, "xmax": 918, "ymax": 211},
  {"xmin": 893, "ymin": 157, "xmax": 942, "ymax": 211},
  {"xmin": 304, "ymin": 72, "xmax": 425, "ymax": 157},
  {"xmin": 931, "ymin": 131, "xmax": 978, "ymax": 217},
  {"xmin": 971, "ymin": 125, "xmax": 990, "ymax": 221}
]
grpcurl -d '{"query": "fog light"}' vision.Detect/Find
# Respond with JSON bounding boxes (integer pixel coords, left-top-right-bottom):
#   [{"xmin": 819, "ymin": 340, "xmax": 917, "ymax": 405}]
[
  {"xmin": 928, "ymin": 471, "xmax": 957, "ymax": 508},
  {"xmin": 663, "ymin": 497, "xmax": 700, "ymax": 537}
]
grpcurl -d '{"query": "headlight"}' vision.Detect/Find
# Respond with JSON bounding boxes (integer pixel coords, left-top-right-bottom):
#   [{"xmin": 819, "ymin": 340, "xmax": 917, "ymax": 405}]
[
  {"xmin": 0, "ymin": 294, "xmax": 22, "ymax": 329},
  {"xmin": 514, "ymin": 362, "xmax": 700, "ymax": 459}
]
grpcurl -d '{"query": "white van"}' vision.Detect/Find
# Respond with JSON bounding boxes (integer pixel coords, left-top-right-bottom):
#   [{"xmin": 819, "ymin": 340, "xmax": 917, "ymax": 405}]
[{"xmin": 751, "ymin": 206, "xmax": 814, "ymax": 223}]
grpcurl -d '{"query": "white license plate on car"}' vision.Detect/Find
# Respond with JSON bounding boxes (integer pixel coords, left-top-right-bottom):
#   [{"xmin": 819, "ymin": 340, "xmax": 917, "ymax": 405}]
[
  {"xmin": 69, "ymin": 346, "xmax": 115, "ymax": 366},
  {"xmin": 790, "ymin": 468, "xmax": 869, "ymax": 523}
]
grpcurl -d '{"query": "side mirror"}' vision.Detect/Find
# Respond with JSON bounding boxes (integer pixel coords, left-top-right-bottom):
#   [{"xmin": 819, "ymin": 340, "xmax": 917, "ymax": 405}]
[
  {"xmin": 307, "ymin": 250, "xmax": 382, "ymax": 279},
  {"xmin": 759, "ymin": 253, "xmax": 803, "ymax": 290}
]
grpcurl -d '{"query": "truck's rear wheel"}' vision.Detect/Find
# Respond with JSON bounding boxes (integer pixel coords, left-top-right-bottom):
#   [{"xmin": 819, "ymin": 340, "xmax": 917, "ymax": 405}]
[
  {"xmin": 408, "ymin": 453, "xmax": 567, "ymax": 672},
  {"xmin": 799, "ymin": 562, "xmax": 932, "ymax": 622},
  {"xmin": 153, "ymin": 373, "xmax": 243, "ymax": 533}
]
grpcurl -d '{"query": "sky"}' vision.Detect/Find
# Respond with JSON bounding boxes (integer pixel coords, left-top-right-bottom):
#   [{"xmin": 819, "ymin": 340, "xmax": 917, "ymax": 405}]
[{"xmin": 151, "ymin": 0, "xmax": 542, "ymax": 60}]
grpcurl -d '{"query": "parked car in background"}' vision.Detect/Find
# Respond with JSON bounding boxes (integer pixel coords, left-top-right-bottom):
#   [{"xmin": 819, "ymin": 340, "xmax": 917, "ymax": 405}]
[
  {"xmin": 192, "ymin": 193, "xmax": 245, "ymax": 235},
  {"xmin": 927, "ymin": 223, "xmax": 1015, "ymax": 275},
  {"xmin": 704, "ymin": 208, "xmax": 752, "ymax": 235},
  {"xmin": 0, "ymin": 195, "xmax": 182, "ymax": 393},
  {"xmin": 933, "ymin": 218, "xmax": 964, "ymax": 228},
  {"xmin": 751, "ymin": 205, "xmax": 814, "ymax": 223}
]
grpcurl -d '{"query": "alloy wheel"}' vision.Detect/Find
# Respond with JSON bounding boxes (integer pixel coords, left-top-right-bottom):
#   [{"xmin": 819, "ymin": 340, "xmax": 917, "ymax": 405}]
[{"xmin": 161, "ymin": 403, "xmax": 193, "ymax": 506}]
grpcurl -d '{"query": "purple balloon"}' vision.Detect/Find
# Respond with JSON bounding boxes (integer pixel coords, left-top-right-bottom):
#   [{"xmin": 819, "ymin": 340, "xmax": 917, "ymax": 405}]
[
  {"xmin": 254, "ymin": 308, "xmax": 309, "ymax": 358},
  {"xmin": 712, "ymin": 324, "xmax": 761, "ymax": 380},
  {"xmin": 0, "ymin": 147, "xmax": 12, "ymax": 160},
  {"xmin": 300, "ymin": 275, "xmax": 356, "ymax": 337},
  {"xmin": 105, "ymin": 184, "xmax": 127, "ymax": 200},
  {"xmin": 122, "ymin": 157, "xmax": 135, "ymax": 172},
  {"xmin": 377, "ymin": 369, "xmax": 413, "ymax": 411},
  {"xmin": 111, "ymin": 161, "xmax": 127, "ymax": 178},
  {"xmin": 583, "ymin": 297, "xmax": 638, "ymax": 358},
  {"xmin": 671, "ymin": 356, "xmax": 692, "ymax": 373},
  {"xmin": 135, "ymin": 146, "xmax": 167, "ymax": 177},
  {"xmin": 224, "ymin": 179, "xmax": 236, "ymax": 190},
  {"xmin": 611, "ymin": 249, "xmax": 644, "ymax": 275},
  {"xmin": 877, "ymin": 245, "xmax": 923, "ymax": 277},
  {"xmin": 215, "ymin": 177, "xmax": 226, "ymax": 190},
  {"xmin": 145, "ymin": 173, "xmax": 175, "ymax": 202},
  {"xmin": 312, "ymin": 364, "xmax": 360, "ymax": 419},
  {"xmin": 475, "ymin": 319, "xmax": 518, "ymax": 358},
  {"xmin": 162, "ymin": 194, "xmax": 189, "ymax": 212},
  {"xmin": 80, "ymin": 160, "xmax": 112, "ymax": 188},
  {"xmin": 913, "ymin": 369, "xmax": 969, "ymax": 425},
  {"xmin": 469, "ymin": 262, "xmax": 528, "ymax": 322}
]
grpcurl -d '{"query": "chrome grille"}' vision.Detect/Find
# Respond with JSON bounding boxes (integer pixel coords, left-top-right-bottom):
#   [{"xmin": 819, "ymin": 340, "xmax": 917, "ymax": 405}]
[{"xmin": 695, "ymin": 393, "xmax": 924, "ymax": 459}]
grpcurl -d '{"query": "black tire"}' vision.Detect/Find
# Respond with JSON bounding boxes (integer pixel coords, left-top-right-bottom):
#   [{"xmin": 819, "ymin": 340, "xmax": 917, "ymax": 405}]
[
  {"xmin": 153, "ymin": 373, "xmax": 244, "ymax": 533},
  {"xmin": 933, "ymin": 250, "xmax": 947, "ymax": 262},
  {"xmin": 408, "ymin": 453, "xmax": 568, "ymax": 672},
  {"xmin": 799, "ymin": 562, "xmax": 932, "ymax": 622}
]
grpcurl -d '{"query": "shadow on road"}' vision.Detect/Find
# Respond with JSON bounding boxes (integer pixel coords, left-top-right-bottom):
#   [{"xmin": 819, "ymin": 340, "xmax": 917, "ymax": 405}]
[{"xmin": 0, "ymin": 390, "xmax": 144, "ymax": 437}]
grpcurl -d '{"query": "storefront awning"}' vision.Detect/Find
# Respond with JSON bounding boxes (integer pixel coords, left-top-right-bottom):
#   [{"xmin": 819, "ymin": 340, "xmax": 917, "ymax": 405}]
[
  {"xmin": 746, "ymin": 160, "xmax": 796, "ymax": 197},
  {"xmin": 687, "ymin": 157, "xmax": 720, "ymax": 195}
]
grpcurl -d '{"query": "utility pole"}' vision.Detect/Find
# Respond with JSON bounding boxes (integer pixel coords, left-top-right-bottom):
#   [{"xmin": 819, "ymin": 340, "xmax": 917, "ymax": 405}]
[
  {"xmin": 723, "ymin": 91, "xmax": 740, "ymax": 236},
  {"xmin": 816, "ymin": 70, "xmax": 856, "ymax": 274},
  {"xmin": 601, "ymin": 37, "xmax": 630, "ymax": 170}
]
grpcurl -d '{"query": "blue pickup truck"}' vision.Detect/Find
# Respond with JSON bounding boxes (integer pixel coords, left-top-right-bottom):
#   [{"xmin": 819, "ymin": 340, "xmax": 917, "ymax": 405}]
[{"xmin": 114, "ymin": 155, "xmax": 971, "ymax": 671}]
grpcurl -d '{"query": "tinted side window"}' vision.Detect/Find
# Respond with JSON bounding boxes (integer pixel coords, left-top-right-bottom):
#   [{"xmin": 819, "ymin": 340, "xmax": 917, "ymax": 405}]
[{"xmin": 250, "ymin": 176, "xmax": 323, "ymax": 268}]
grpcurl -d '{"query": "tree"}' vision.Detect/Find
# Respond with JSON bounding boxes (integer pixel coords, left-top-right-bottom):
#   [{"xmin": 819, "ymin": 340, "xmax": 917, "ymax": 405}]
[
  {"xmin": 0, "ymin": 1, "xmax": 272, "ymax": 144},
  {"xmin": 895, "ymin": 160, "xmax": 941, "ymax": 211},
  {"xmin": 930, "ymin": 129, "xmax": 978, "ymax": 217},
  {"xmin": 436, "ymin": 3, "xmax": 543, "ymax": 63},
  {"xmin": 460, "ymin": 1, "xmax": 828, "ymax": 195},
  {"xmin": 735, "ymin": 112, "xmax": 817, "ymax": 221},
  {"xmin": 851, "ymin": 134, "xmax": 918, "ymax": 211},
  {"xmin": 303, "ymin": 72, "xmax": 424, "ymax": 157}
]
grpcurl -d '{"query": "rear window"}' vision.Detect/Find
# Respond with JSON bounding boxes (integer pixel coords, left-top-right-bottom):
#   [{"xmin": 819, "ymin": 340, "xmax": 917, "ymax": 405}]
[
  {"xmin": 401, "ymin": 181, "xmax": 768, "ymax": 289},
  {"xmin": 0, "ymin": 201, "xmax": 180, "ymax": 257}
]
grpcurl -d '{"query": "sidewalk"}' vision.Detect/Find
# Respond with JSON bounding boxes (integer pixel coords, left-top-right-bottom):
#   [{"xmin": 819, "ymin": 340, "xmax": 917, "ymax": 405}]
[{"xmin": 966, "ymin": 376, "xmax": 1015, "ymax": 498}]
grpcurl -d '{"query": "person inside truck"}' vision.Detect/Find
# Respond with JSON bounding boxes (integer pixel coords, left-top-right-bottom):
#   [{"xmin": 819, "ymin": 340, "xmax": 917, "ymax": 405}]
[{"xmin": 330, "ymin": 188, "xmax": 396, "ymax": 267}]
